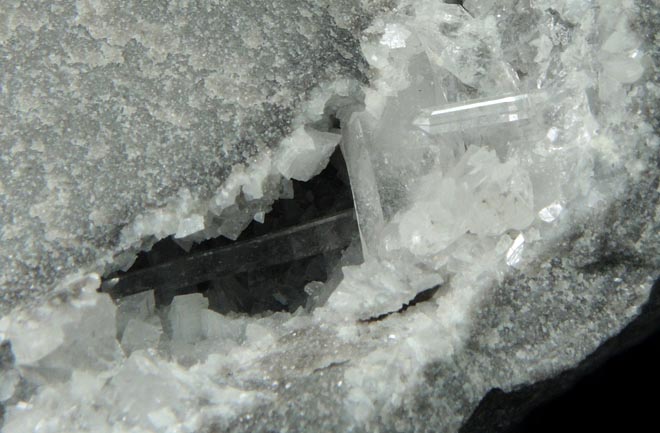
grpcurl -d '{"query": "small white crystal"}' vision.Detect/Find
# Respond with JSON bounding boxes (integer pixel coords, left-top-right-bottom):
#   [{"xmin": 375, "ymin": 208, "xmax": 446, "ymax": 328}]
[
  {"xmin": 304, "ymin": 281, "xmax": 325, "ymax": 297},
  {"xmin": 538, "ymin": 202, "xmax": 564, "ymax": 222},
  {"xmin": 381, "ymin": 24, "xmax": 411, "ymax": 49},
  {"xmin": 601, "ymin": 27, "xmax": 640, "ymax": 53},
  {"xmin": 148, "ymin": 407, "xmax": 178, "ymax": 430},
  {"xmin": 116, "ymin": 290, "xmax": 156, "ymax": 338},
  {"xmin": 121, "ymin": 318, "xmax": 162, "ymax": 354},
  {"xmin": 202, "ymin": 310, "xmax": 245, "ymax": 343},
  {"xmin": 244, "ymin": 323, "xmax": 275, "ymax": 349},
  {"xmin": 168, "ymin": 294, "xmax": 209, "ymax": 343},
  {"xmin": 506, "ymin": 233, "xmax": 525, "ymax": 267},
  {"xmin": 275, "ymin": 127, "xmax": 340, "ymax": 181},
  {"xmin": 546, "ymin": 127, "xmax": 560, "ymax": 142},
  {"xmin": 175, "ymin": 214, "xmax": 205, "ymax": 239},
  {"xmin": 0, "ymin": 313, "xmax": 66, "ymax": 365},
  {"xmin": 69, "ymin": 371, "xmax": 105, "ymax": 401},
  {"xmin": 253, "ymin": 211, "xmax": 265, "ymax": 223},
  {"xmin": 602, "ymin": 57, "xmax": 644, "ymax": 84}
]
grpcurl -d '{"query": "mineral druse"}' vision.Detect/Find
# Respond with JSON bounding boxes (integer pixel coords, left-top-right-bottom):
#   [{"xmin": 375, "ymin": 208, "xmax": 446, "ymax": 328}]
[{"xmin": 0, "ymin": 1, "xmax": 658, "ymax": 432}]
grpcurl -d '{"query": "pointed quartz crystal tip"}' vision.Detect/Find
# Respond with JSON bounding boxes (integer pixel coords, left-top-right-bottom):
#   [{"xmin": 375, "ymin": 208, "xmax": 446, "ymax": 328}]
[{"xmin": 412, "ymin": 93, "xmax": 537, "ymax": 135}]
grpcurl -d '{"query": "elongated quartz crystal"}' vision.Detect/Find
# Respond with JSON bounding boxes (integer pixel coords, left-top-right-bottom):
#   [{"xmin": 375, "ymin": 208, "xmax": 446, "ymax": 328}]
[
  {"xmin": 344, "ymin": 90, "xmax": 547, "ymax": 258},
  {"xmin": 412, "ymin": 93, "xmax": 538, "ymax": 135}
]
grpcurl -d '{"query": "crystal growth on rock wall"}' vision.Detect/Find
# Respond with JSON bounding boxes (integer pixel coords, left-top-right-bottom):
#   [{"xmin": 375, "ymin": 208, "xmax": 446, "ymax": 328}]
[{"xmin": 0, "ymin": 1, "xmax": 657, "ymax": 432}]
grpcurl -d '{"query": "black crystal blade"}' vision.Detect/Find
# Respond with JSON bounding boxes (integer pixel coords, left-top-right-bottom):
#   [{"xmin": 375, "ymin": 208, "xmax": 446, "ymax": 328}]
[{"xmin": 101, "ymin": 209, "xmax": 358, "ymax": 299}]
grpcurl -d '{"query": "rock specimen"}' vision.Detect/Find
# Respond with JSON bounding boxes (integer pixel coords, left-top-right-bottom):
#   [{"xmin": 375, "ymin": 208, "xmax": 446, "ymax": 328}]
[{"xmin": 0, "ymin": 0, "xmax": 658, "ymax": 432}]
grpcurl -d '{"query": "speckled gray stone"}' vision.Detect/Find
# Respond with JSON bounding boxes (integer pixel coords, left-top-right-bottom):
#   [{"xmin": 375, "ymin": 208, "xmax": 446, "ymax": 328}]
[{"xmin": 0, "ymin": 0, "xmax": 393, "ymax": 314}]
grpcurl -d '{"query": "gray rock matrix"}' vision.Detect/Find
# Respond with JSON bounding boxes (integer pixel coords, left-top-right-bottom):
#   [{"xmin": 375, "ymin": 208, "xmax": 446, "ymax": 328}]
[{"xmin": 0, "ymin": 0, "xmax": 390, "ymax": 313}]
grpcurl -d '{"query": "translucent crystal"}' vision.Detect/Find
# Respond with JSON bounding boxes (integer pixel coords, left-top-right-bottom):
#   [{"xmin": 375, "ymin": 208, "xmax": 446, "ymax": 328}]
[
  {"xmin": 341, "ymin": 116, "xmax": 385, "ymax": 255},
  {"xmin": 275, "ymin": 128, "xmax": 342, "ymax": 182},
  {"xmin": 0, "ymin": 369, "xmax": 19, "ymax": 401},
  {"xmin": 148, "ymin": 408, "xmax": 179, "ymax": 431},
  {"xmin": 168, "ymin": 294, "xmax": 209, "ymax": 343},
  {"xmin": 505, "ymin": 233, "xmax": 525, "ymax": 267},
  {"xmin": 121, "ymin": 318, "xmax": 162, "ymax": 354},
  {"xmin": 116, "ymin": 290, "xmax": 156, "ymax": 339},
  {"xmin": 175, "ymin": 214, "xmax": 205, "ymax": 239},
  {"xmin": 386, "ymin": 146, "xmax": 535, "ymax": 256},
  {"xmin": 538, "ymin": 202, "xmax": 564, "ymax": 223},
  {"xmin": 412, "ymin": 93, "xmax": 537, "ymax": 135},
  {"xmin": 201, "ymin": 310, "xmax": 245, "ymax": 344},
  {"xmin": 344, "ymin": 89, "xmax": 541, "ymax": 259},
  {"xmin": 336, "ymin": 4, "xmax": 566, "ymax": 319},
  {"xmin": 380, "ymin": 23, "xmax": 411, "ymax": 49}
]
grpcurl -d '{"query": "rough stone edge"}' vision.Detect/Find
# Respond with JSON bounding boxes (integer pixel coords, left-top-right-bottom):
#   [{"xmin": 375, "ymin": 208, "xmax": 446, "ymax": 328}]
[{"xmin": 460, "ymin": 276, "xmax": 660, "ymax": 433}]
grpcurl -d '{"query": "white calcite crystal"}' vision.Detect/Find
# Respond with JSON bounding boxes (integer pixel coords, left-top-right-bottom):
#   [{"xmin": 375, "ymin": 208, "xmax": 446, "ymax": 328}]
[
  {"xmin": 275, "ymin": 128, "xmax": 342, "ymax": 181},
  {"xmin": 168, "ymin": 293, "xmax": 209, "ymax": 343},
  {"xmin": 120, "ymin": 319, "xmax": 162, "ymax": 355},
  {"xmin": 0, "ymin": 1, "xmax": 658, "ymax": 433}
]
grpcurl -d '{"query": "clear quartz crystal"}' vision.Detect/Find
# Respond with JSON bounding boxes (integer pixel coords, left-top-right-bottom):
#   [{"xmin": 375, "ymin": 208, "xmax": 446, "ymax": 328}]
[
  {"xmin": 412, "ymin": 93, "xmax": 537, "ymax": 135},
  {"xmin": 345, "ymin": 90, "xmax": 544, "ymax": 258}
]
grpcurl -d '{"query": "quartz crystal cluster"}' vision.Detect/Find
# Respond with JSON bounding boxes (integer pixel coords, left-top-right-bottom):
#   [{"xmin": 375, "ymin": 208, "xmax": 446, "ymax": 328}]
[{"xmin": 0, "ymin": 0, "xmax": 658, "ymax": 432}]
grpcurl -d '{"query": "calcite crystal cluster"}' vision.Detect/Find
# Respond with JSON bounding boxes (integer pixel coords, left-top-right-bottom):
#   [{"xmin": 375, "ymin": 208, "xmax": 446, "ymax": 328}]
[{"xmin": 1, "ymin": 0, "xmax": 658, "ymax": 432}]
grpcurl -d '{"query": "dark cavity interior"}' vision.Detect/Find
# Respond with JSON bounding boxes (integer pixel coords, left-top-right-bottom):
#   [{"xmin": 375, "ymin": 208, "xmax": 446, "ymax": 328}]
[{"xmin": 108, "ymin": 147, "xmax": 359, "ymax": 315}]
